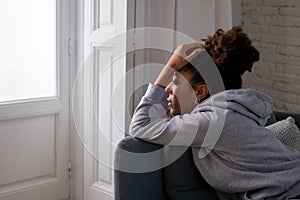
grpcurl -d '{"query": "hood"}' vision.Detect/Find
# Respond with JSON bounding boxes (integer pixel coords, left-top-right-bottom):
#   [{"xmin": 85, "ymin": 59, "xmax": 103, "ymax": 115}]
[{"xmin": 195, "ymin": 89, "xmax": 274, "ymax": 126}]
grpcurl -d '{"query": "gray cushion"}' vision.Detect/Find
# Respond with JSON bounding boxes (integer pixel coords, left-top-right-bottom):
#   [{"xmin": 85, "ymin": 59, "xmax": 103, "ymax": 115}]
[{"xmin": 266, "ymin": 116, "xmax": 300, "ymax": 151}]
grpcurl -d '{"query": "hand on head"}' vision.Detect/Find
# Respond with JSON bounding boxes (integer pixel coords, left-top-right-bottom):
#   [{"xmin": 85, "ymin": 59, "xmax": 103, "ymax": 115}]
[
  {"xmin": 166, "ymin": 43, "xmax": 205, "ymax": 71},
  {"xmin": 154, "ymin": 43, "xmax": 205, "ymax": 88}
]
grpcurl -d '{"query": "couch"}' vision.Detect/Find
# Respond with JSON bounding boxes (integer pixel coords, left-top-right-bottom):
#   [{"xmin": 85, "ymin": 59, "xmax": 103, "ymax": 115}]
[{"xmin": 114, "ymin": 111, "xmax": 300, "ymax": 200}]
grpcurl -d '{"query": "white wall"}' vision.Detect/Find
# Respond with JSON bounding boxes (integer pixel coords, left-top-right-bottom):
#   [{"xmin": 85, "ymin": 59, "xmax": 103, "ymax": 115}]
[{"xmin": 242, "ymin": 0, "xmax": 300, "ymax": 113}]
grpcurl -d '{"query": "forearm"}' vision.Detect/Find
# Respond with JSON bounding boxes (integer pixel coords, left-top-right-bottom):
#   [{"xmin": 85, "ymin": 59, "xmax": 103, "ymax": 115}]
[
  {"xmin": 129, "ymin": 84, "xmax": 169, "ymax": 136},
  {"xmin": 154, "ymin": 65, "xmax": 175, "ymax": 88}
]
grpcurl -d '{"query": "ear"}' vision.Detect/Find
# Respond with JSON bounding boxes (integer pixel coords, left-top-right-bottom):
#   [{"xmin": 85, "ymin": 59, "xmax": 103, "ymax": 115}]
[{"xmin": 194, "ymin": 84, "xmax": 209, "ymax": 101}]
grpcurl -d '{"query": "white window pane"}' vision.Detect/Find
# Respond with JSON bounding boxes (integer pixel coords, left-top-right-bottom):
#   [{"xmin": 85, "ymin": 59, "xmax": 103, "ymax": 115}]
[{"xmin": 0, "ymin": 0, "xmax": 56, "ymax": 102}]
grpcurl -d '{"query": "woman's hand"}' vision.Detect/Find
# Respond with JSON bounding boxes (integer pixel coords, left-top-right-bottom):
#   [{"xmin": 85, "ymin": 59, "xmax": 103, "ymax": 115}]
[
  {"xmin": 166, "ymin": 43, "xmax": 204, "ymax": 70},
  {"xmin": 155, "ymin": 43, "xmax": 204, "ymax": 88}
]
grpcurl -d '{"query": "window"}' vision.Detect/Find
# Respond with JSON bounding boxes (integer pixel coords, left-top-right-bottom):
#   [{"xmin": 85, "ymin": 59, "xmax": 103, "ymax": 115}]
[{"xmin": 0, "ymin": 0, "xmax": 56, "ymax": 102}]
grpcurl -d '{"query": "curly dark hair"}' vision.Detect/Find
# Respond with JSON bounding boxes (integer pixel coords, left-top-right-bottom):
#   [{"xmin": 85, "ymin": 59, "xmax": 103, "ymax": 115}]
[
  {"xmin": 202, "ymin": 25, "xmax": 260, "ymax": 89},
  {"xmin": 182, "ymin": 26, "xmax": 260, "ymax": 90}
]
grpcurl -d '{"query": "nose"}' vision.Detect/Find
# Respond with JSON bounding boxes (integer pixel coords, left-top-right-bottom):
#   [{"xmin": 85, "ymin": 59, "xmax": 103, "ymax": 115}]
[{"xmin": 165, "ymin": 82, "xmax": 172, "ymax": 94}]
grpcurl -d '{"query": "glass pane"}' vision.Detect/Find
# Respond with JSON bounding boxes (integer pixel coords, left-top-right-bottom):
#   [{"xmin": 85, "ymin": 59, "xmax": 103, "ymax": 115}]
[{"xmin": 0, "ymin": 0, "xmax": 56, "ymax": 102}]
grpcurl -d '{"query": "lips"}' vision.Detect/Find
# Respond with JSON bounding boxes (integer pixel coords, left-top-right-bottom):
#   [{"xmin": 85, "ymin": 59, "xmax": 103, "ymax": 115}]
[{"xmin": 167, "ymin": 96, "xmax": 174, "ymax": 109}]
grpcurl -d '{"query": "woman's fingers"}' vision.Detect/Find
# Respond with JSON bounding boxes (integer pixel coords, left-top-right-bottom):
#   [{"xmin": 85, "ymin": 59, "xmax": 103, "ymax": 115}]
[
  {"xmin": 182, "ymin": 43, "xmax": 204, "ymax": 56},
  {"xmin": 166, "ymin": 43, "xmax": 205, "ymax": 70},
  {"xmin": 185, "ymin": 48, "xmax": 204, "ymax": 62},
  {"xmin": 183, "ymin": 43, "xmax": 203, "ymax": 51},
  {"xmin": 174, "ymin": 43, "xmax": 203, "ymax": 57}
]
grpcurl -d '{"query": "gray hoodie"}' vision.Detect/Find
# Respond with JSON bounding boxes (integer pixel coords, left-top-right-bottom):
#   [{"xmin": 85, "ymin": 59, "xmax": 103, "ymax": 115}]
[{"xmin": 129, "ymin": 83, "xmax": 300, "ymax": 200}]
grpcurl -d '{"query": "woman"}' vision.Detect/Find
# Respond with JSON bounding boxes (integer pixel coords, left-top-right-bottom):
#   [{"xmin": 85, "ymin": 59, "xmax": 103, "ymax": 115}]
[{"xmin": 129, "ymin": 26, "xmax": 300, "ymax": 199}]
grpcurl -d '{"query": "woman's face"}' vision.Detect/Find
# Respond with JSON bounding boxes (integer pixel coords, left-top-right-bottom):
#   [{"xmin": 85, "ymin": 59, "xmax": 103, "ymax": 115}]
[{"xmin": 165, "ymin": 71, "xmax": 198, "ymax": 115}]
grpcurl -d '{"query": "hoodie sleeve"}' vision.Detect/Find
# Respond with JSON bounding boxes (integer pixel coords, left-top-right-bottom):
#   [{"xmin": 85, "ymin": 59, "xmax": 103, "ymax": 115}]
[{"xmin": 129, "ymin": 83, "xmax": 212, "ymax": 147}]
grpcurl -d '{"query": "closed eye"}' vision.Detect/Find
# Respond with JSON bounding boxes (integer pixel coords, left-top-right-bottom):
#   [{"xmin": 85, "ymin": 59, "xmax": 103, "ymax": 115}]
[
  {"xmin": 172, "ymin": 79, "xmax": 179, "ymax": 85},
  {"xmin": 172, "ymin": 72, "xmax": 179, "ymax": 84}
]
